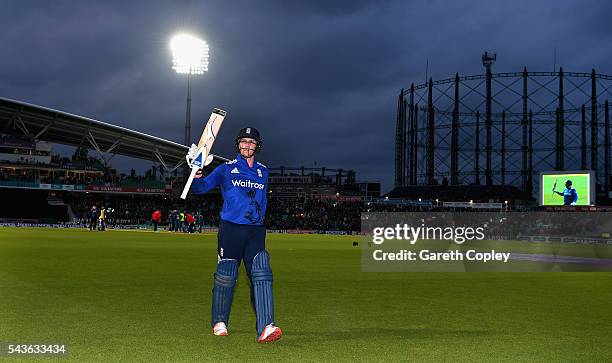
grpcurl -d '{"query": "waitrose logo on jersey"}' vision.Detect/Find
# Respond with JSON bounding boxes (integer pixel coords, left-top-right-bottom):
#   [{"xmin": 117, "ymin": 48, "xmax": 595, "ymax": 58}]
[{"xmin": 231, "ymin": 179, "xmax": 265, "ymax": 189}]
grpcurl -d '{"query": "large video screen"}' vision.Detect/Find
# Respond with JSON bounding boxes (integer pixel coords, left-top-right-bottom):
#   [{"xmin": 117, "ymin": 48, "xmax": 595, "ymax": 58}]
[{"xmin": 539, "ymin": 171, "xmax": 595, "ymax": 206}]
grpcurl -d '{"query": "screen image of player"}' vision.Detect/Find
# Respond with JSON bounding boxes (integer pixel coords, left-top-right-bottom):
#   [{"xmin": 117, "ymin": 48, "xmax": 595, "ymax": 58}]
[{"xmin": 540, "ymin": 171, "xmax": 593, "ymax": 206}]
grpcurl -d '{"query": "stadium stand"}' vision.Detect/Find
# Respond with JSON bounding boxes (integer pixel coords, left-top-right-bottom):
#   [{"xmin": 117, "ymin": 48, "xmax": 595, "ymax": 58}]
[
  {"xmin": 385, "ymin": 184, "xmax": 534, "ymax": 204},
  {"xmin": 5, "ymin": 97, "xmax": 582, "ymax": 233},
  {"xmin": 0, "ymin": 189, "xmax": 71, "ymax": 222}
]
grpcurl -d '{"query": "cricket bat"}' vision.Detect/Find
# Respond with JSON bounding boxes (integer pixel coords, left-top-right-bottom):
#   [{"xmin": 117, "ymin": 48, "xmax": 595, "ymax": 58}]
[{"xmin": 180, "ymin": 108, "xmax": 227, "ymax": 199}]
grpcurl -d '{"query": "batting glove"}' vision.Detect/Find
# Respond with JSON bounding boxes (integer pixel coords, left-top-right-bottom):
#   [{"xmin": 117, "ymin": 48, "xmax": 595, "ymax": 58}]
[{"xmin": 186, "ymin": 143, "xmax": 199, "ymax": 166}]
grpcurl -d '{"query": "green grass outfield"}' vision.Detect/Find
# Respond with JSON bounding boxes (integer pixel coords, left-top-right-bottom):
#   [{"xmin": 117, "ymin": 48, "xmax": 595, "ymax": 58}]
[{"xmin": 1, "ymin": 228, "xmax": 611, "ymax": 362}]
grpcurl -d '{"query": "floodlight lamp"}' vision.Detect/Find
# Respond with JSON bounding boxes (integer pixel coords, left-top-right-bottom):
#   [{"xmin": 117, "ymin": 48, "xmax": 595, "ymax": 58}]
[{"xmin": 171, "ymin": 34, "xmax": 209, "ymax": 74}]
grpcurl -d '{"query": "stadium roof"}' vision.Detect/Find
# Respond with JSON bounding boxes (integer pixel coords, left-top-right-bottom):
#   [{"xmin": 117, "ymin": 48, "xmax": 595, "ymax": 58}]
[{"xmin": 0, "ymin": 96, "xmax": 228, "ymax": 171}]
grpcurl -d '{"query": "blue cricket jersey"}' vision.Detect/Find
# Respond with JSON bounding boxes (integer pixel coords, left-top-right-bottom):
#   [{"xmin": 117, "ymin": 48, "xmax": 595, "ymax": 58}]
[
  {"xmin": 192, "ymin": 154, "xmax": 268, "ymax": 225},
  {"xmin": 562, "ymin": 188, "xmax": 578, "ymax": 205}
]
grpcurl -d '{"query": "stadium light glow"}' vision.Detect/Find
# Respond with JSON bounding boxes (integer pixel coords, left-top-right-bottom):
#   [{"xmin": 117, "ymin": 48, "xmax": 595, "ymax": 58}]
[
  {"xmin": 171, "ymin": 34, "xmax": 209, "ymax": 74},
  {"xmin": 170, "ymin": 32, "xmax": 210, "ymax": 175}
]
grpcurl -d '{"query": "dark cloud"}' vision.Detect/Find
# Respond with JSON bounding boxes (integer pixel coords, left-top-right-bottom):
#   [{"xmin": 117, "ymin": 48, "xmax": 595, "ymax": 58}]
[{"xmin": 1, "ymin": 0, "xmax": 611, "ymax": 192}]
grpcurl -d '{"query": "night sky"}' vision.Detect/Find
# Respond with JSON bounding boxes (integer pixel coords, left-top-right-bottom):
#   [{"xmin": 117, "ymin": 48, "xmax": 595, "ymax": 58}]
[{"xmin": 1, "ymin": 1, "xmax": 611, "ymax": 192}]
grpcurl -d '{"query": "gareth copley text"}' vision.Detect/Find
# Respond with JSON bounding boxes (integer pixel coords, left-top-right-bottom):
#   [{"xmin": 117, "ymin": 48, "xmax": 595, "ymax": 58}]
[{"xmin": 373, "ymin": 249, "xmax": 511, "ymax": 263}]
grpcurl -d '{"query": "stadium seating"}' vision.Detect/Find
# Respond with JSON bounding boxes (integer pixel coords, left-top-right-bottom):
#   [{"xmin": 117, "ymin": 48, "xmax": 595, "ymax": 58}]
[{"xmin": 0, "ymin": 189, "xmax": 70, "ymax": 222}]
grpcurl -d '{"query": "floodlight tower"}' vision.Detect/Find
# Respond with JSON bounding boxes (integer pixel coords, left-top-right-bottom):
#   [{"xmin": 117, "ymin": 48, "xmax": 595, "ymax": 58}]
[{"xmin": 170, "ymin": 34, "xmax": 209, "ymax": 148}]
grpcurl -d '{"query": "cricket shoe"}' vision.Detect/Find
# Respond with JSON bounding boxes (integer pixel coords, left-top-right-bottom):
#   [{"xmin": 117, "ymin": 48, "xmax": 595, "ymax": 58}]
[
  {"xmin": 213, "ymin": 322, "xmax": 228, "ymax": 336},
  {"xmin": 257, "ymin": 324, "xmax": 282, "ymax": 343}
]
